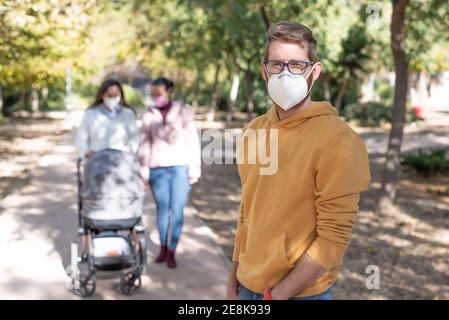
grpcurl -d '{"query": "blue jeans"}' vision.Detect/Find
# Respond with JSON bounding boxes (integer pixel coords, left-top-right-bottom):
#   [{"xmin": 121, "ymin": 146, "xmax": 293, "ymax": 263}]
[
  {"xmin": 238, "ymin": 285, "xmax": 333, "ymax": 300},
  {"xmin": 149, "ymin": 165, "xmax": 191, "ymax": 250}
]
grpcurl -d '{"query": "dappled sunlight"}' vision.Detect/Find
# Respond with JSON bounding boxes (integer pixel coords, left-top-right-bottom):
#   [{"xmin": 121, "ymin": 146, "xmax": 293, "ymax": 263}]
[
  {"xmin": 0, "ymin": 131, "xmax": 228, "ymax": 299},
  {"xmin": 338, "ymin": 202, "xmax": 449, "ymax": 299},
  {"xmin": 189, "ymin": 122, "xmax": 449, "ymax": 300},
  {"xmin": 360, "ymin": 128, "xmax": 449, "ymax": 156},
  {"xmin": 1, "ymin": 0, "xmax": 449, "ymax": 301}
]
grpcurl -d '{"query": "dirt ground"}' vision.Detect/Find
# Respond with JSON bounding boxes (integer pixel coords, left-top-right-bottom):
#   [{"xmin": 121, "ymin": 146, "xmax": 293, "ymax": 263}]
[
  {"xmin": 0, "ymin": 113, "xmax": 71, "ymax": 204},
  {"xmin": 190, "ymin": 117, "xmax": 449, "ymax": 300},
  {"xmin": 1, "ymin": 110, "xmax": 447, "ymax": 299}
]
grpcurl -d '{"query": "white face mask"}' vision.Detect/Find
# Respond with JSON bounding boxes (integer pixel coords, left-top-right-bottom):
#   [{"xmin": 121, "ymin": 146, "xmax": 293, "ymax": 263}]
[
  {"xmin": 267, "ymin": 65, "xmax": 315, "ymax": 111},
  {"xmin": 104, "ymin": 96, "xmax": 121, "ymax": 110}
]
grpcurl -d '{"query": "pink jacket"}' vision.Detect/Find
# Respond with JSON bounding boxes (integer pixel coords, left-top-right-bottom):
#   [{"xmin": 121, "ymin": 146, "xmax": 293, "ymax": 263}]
[{"xmin": 138, "ymin": 101, "xmax": 201, "ymax": 181}]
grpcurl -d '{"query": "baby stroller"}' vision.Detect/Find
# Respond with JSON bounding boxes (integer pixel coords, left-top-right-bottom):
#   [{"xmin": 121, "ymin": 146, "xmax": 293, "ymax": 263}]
[{"xmin": 67, "ymin": 149, "xmax": 147, "ymax": 297}]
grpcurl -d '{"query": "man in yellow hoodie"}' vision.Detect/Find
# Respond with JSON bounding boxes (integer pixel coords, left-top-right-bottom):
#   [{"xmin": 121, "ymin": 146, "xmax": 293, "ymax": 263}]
[{"xmin": 226, "ymin": 21, "xmax": 371, "ymax": 300}]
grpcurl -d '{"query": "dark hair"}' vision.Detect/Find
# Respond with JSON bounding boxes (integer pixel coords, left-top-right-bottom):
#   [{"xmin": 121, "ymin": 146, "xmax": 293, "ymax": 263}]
[
  {"xmin": 150, "ymin": 77, "xmax": 174, "ymax": 92},
  {"xmin": 92, "ymin": 78, "xmax": 135, "ymax": 113},
  {"xmin": 264, "ymin": 21, "xmax": 317, "ymax": 62}
]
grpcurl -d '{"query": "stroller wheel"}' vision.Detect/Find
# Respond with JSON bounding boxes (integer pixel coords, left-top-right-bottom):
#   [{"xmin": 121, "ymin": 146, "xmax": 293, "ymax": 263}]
[
  {"xmin": 73, "ymin": 275, "xmax": 96, "ymax": 297},
  {"xmin": 120, "ymin": 272, "xmax": 141, "ymax": 295}
]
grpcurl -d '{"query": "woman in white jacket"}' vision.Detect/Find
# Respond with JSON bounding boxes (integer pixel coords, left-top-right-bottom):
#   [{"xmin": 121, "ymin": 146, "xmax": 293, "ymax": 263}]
[{"xmin": 75, "ymin": 79, "xmax": 139, "ymax": 158}]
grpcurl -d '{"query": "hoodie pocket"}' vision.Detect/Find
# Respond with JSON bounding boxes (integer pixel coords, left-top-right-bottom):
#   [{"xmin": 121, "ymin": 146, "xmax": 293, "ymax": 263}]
[{"xmin": 239, "ymin": 224, "xmax": 294, "ymax": 286}]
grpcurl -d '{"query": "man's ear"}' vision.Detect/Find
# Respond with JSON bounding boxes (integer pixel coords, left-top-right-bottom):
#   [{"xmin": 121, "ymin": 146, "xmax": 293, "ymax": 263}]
[
  {"xmin": 261, "ymin": 62, "xmax": 268, "ymax": 82},
  {"xmin": 311, "ymin": 62, "xmax": 322, "ymax": 81}
]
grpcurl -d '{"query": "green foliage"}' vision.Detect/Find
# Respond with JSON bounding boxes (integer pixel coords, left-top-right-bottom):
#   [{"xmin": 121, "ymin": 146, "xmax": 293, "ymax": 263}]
[
  {"xmin": 401, "ymin": 149, "xmax": 449, "ymax": 177},
  {"xmin": 122, "ymin": 84, "xmax": 144, "ymax": 108},
  {"xmin": 342, "ymin": 81, "xmax": 362, "ymax": 108},
  {"xmin": 74, "ymin": 79, "xmax": 98, "ymax": 102},
  {"xmin": 405, "ymin": 107, "xmax": 422, "ymax": 123},
  {"xmin": 0, "ymin": 0, "xmax": 103, "ymax": 115},
  {"xmin": 344, "ymin": 101, "xmax": 421, "ymax": 127},
  {"xmin": 337, "ymin": 22, "xmax": 372, "ymax": 78},
  {"xmin": 344, "ymin": 102, "xmax": 392, "ymax": 126},
  {"xmin": 407, "ymin": 0, "xmax": 449, "ymax": 73},
  {"xmin": 376, "ymin": 80, "xmax": 394, "ymax": 106},
  {"xmin": 2, "ymin": 0, "xmax": 449, "ymax": 122},
  {"xmin": 45, "ymin": 84, "xmax": 66, "ymax": 111}
]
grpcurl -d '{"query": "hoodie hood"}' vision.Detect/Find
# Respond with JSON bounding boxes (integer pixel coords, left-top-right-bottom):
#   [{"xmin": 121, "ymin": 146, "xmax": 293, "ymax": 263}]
[{"xmin": 266, "ymin": 101, "xmax": 338, "ymax": 128}]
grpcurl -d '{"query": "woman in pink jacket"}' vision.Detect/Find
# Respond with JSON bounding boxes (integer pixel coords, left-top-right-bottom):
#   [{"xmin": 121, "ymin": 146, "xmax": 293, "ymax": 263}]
[{"xmin": 138, "ymin": 77, "xmax": 201, "ymax": 269}]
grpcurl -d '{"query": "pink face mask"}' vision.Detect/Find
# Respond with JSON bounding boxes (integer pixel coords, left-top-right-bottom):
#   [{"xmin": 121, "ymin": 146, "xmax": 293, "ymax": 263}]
[{"xmin": 151, "ymin": 95, "xmax": 169, "ymax": 108}]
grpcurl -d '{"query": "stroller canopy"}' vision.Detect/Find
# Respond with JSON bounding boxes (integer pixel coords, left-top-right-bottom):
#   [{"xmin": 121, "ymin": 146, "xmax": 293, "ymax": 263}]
[{"xmin": 82, "ymin": 149, "xmax": 144, "ymax": 221}]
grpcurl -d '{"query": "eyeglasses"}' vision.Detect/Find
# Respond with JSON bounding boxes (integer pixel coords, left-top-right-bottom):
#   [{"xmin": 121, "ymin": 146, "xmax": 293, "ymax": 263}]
[{"xmin": 263, "ymin": 60, "xmax": 314, "ymax": 75}]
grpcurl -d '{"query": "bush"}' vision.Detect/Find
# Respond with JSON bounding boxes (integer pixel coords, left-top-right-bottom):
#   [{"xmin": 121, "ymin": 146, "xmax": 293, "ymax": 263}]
[
  {"xmin": 344, "ymin": 101, "xmax": 421, "ymax": 127},
  {"xmin": 401, "ymin": 149, "xmax": 449, "ymax": 177},
  {"xmin": 74, "ymin": 82, "xmax": 97, "ymax": 102},
  {"xmin": 45, "ymin": 87, "xmax": 66, "ymax": 111},
  {"xmin": 344, "ymin": 102, "xmax": 391, "ymax": 126},
  {"xmin": 2, "ymin": 93, "xmax": 21, "ymax": 116},
  {"xmin": 406, "ymin": 108, "xmax": 423, "ymax": 123},
  {"xmin": 122, "ymin": 84, "xmax": 144, "ymax": 108},
  {"xmin": 376, "ymin": 81, "xmax": 394, "ymax": 106}
]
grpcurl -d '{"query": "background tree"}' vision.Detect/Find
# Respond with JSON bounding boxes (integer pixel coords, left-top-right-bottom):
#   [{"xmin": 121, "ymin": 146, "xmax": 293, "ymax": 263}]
[
  {"xmin": 0, "ymin": 0, "xmax": 102, "ymax": 116},
  {"xmin": 376, "ymin": 0, "xmax": 409, "ymax": 214},
  {"xmin": 376, "ymin": 0, "xmax": 449, "ymax": 214}
]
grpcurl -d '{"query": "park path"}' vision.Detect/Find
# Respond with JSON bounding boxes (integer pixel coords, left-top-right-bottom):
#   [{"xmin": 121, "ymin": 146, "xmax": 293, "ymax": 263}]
[
  {"xmin": 1, "ymin": 110, "xmax": 448, "ymax": 300},
  {"xmin": 0, "ymin": 127, "xmax": 229, "ymax": 299}
]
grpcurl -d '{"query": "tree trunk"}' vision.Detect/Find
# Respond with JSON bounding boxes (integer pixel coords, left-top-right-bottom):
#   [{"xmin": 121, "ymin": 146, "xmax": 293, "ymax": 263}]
[
  {"xmin": 207, "ymin": 64, "xmax": 221, "ymax": 122},
  {"xmin": 227, "ymin": 70, "xmax": 240, "ymax": 124},
  {"xmin": 321, "ymin": 72, "xmax": 331, "ymax": 102},
  {"xmin": 41, "ymin": 86, "xmax": 49, "ymax": 110},
  {"xmin": 191, "ymin": 70, "xmax": 202, "ymax": 113},
  {"xmin": 334, "ymin": 77, "xmax": 350, "ymax": 112},
  {"xmin": 245, "ymin": 70, "xmax": 255, "ymax": 120},
  {"xmin": 31, "ymin": 86, "xmax": 39, "ymax": 113},
  {"xmin": 376, "ymin": 0, "xmax": 409, "ymax": 215},
  {"xmin": 0, "ymin": 86, "xmax": 3, "ymax": 116},
  {"xmin": 19, "ymin": 90, "xmax": 27, "ymax": 113},
  {"xmin": 259, "ymin": 0, "xmax": 270, "ymax": 31}
]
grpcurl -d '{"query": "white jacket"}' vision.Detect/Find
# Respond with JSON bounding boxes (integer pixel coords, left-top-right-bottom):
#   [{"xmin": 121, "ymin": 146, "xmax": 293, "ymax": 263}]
[{"xmin": 75, "ymin": 105, "xmax": 139, "ymax": 157}]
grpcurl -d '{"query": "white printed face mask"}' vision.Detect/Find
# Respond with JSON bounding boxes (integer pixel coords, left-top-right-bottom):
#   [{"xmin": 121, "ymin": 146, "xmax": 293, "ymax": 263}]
[
  {"xmin": 104, "ymin": 96, "xmax": 121, "ymax": 110},
  {"xmin": 267, "ymin": 64, "xmax": 315, "ymax": 111}
]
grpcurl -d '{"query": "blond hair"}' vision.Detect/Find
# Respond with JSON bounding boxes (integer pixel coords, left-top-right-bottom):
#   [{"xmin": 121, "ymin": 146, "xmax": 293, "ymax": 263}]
[{"xmin": 264, "ymin": 21, "xmax": 317, "ymax": 62}]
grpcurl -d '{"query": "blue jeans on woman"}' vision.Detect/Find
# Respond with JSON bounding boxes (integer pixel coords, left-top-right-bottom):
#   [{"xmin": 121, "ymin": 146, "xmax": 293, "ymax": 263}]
[
  {"xmin": 238, "ymin": 285, "xmax": 333, "ymax": 300},
  {"xmin": 149, "ymin": 165, "xmax": 191, "ymax": 250}
]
